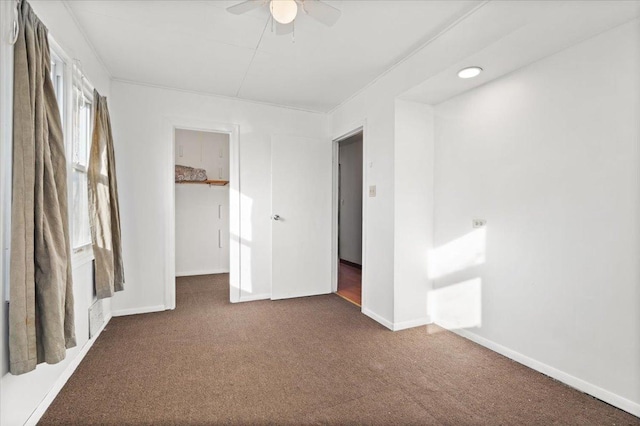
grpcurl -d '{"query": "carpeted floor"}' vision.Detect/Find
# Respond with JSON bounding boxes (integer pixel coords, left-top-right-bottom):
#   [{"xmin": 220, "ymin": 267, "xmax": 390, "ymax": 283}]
[{"xmin": 40, "ymin": 274, "xmax": 639, "ymax": 425}]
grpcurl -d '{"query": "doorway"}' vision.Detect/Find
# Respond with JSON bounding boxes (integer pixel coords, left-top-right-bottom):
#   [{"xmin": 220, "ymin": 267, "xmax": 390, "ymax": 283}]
[
  {"xmin": 335, "ymin": 131, "xmax": 364, "ymax": 306},
  {"xmin": 171, "ymin": 126, "xmax": 237, "ymax": 308}
]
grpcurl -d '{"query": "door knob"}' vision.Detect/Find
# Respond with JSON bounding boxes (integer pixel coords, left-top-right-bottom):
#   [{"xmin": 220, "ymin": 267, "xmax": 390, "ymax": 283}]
[{"xmin": 272, "ymin": 214, "xmax": 281, "ymax": 221}]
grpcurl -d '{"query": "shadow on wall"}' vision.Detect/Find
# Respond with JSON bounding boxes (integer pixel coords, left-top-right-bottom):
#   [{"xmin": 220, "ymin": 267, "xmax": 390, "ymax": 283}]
[{"xmin": 427, "ymin": 227, "xmax": 486, "ymax": 330}]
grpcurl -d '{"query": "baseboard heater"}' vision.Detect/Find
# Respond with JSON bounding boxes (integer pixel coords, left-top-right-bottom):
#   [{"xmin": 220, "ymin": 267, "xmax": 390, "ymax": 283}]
[{"xmin": 88, "ymin": 299, "xmax": 105, "ymax": 339}]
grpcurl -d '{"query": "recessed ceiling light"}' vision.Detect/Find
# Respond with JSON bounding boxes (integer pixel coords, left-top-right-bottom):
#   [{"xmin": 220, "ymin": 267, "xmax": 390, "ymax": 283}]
[{"xmin": 458, "ymin": 66, "xmax": 483, "ymax": 79}]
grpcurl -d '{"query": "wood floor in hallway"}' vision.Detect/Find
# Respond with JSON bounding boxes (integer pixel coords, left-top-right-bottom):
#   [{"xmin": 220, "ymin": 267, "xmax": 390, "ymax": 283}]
[{"xmin": 336, "ymin": 260, "xmax": 362, "ymax": 306}]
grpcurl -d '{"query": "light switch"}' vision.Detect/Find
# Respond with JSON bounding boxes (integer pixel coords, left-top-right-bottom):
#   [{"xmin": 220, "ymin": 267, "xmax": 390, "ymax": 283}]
[{"xmin": 369, "ymin": 185, "xmax": 376, "ymax": 197}]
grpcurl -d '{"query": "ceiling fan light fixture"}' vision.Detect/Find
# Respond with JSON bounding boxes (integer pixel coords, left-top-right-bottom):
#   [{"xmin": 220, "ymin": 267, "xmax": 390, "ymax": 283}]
[
  {"xmin": 458, "ymin": 66, "xmax": 483, "ymax": 79},
  {"xmin": 270, "ymin": 0, "xmax": 298, "ymax": 24}
]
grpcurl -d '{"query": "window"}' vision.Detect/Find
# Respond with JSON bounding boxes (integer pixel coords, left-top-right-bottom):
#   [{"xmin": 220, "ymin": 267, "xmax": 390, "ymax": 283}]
[
  {"xmin": 49, "ymin": 41, "xmax": 96, "ymax": 259},
  {"xmin": 71, "ymin": 79, "xmax": 93, "ymax": 253}
]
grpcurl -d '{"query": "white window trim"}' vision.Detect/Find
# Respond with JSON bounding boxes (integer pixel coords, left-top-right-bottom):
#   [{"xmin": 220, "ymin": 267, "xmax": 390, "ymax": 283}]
[{"xmin": 1, "ymin": 0, "xmax": 16, "ymax": 302}]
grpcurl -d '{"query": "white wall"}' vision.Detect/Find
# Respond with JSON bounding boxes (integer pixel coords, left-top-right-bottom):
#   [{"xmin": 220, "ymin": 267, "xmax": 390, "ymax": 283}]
[
  {"xmin": 338, "ymin": 134, "xmax": 363, "ymax": 265},
  {"xmin": 175, "ymin": 129, "xmax": 230, "ymax": 276},
  {"xmin": 331, "ymin": 99, "xmax": 396, "ymax": 326},
  {"xmin": 109, "ymin": 81, "xmax": 329, "ymax": 312},
  {"xmin": 432, "ymin": 19, "xmax": 640, "ymax": 414},
  {"xmin": 0, "ymin": 1, "xmax": 112, "ymax": 425},
  {"xmin": 329, "ymin": 1, "xmax": 639, "ymax": 330},
  {"xmin": 393, "ymin": 100, "xmax": 434, "ymax": 329},
  {"xmin": 328, "ymin": 1, "xmax": 524, "ymax": 327}
]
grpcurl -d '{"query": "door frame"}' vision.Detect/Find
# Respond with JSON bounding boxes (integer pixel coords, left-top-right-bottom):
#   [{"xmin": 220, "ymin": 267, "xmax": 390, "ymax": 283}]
[
  {"xmin": 332, "ymin": 121, "xmax": 367, "ymax": 309},
  {"xmin": 165, "ymin": 117, "xmax": 241, "ymax": 309}
]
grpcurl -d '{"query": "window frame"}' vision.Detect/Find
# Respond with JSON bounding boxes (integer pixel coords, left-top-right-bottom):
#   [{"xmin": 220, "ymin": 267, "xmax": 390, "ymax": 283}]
[
  {"xmin": 70, "ymin": 80, "xmax": 94, "ymax": 255},
  {"xmin": 48, "ymin": 37, "xmax": 96, "ymax": 266}
]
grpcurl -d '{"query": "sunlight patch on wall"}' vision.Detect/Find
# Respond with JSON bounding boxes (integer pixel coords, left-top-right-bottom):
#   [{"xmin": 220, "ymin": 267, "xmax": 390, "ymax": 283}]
[
  {"xmin": 427, "ymin": 278, "xmax": 482, "ymax": 330},
  {"xmin": 231, "ymin": 188, "xmax": 254, "ymax": 295},
  {"xmin": 239, "ymin": 192, "xmax": 253, "ymax": 242},
  {"xmin": 428, "ymin": 228, "xmax": 486, "ymax": 280}
]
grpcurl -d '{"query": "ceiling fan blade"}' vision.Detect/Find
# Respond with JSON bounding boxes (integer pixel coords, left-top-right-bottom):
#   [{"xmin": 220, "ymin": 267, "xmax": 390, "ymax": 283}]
[
  {"xmin": 301, "ymin": 0, "xmax": 341, "ymax": 27},
  {"xmin": 227, "ymin": 0, "xmax": 264, "ymax": 15},
  {"xmin": 276, "ymin": 22, "xmax": 294, "ymax": 36}
]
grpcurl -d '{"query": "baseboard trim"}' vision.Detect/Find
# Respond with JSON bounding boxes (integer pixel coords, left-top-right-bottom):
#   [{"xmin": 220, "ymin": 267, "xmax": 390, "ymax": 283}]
[
  {"xmin": 451, "ymin": 327, "xmax": 640, "ymax": 418},
  {"xmin": 362, "ymin": 307, "xmax": 394, "ymax": 330},
  {"xmin": 176, "ymin": 269, "xmax": 229, "ymax": 277},
  {"xmin": 238, "ymin": 293, "xmax": 271, "ymax": 302},
  {"xmin": 362, "ymin": 308, "xmax": 431, "ymax": 332},
  {"xmin": 111, "ymin": 305, "xmax": 166, "ymax": 317},
  {"xmin": 339, "ymin": 259, "xmax": 362, "ymax": 269},
  {"xmin": 393, "ymin": 316, "xmax": 431, "ymax": 331},
  {"xmin": 24, "ymin": 313, "xmax": 113, "ymax": 426}
]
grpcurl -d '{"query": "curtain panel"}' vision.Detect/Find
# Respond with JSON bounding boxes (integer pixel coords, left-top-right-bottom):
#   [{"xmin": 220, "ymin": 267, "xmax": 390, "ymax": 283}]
[
  {"xmin": 88, "ymin": 90, "xmax": 124, "ymax": 299},
  {"xmin": 9, "ymin": 0, "xmax": 76, "ymax": 375}
]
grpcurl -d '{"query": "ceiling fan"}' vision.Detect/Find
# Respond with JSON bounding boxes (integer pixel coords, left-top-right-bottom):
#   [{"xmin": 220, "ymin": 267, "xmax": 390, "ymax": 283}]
[{"xmin": 227, "ymin": 0, "xmax": 341, "ymax": 34}]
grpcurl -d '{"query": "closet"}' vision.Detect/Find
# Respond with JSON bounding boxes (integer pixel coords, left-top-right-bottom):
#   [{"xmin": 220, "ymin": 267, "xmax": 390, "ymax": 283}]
[{"xmin": 174, "ymin": 129, "xmax": 230, "ymax": 276}]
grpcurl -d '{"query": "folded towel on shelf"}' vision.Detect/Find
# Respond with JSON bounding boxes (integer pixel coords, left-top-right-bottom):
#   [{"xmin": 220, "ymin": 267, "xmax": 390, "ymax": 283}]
[{"xmin": 175, "ymin": 164, "xmax": 208, "ymax": 182}]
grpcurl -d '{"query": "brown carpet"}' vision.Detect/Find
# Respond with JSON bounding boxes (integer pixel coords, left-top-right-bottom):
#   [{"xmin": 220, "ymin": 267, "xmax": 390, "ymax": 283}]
[{"xmin": 40, "ymin": 274, "xmax": 639, "ymax": 425}]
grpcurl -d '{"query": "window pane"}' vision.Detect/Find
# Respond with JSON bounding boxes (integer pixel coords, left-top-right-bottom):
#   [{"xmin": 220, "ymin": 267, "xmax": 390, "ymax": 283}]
[
  {"xmin": 76, "ymin": 100, "xmax": 91, "ymax": 167},
  {"xmin": 85, "ymin": 101, "xmax": 92, "ymax": 164},
  {"xmin": 72, "ymin": 87, "xmax": 92, "ymax": 168},
  {"xmin": 72, "ymin": 170, "xmax": 92, "ymax": 249}
]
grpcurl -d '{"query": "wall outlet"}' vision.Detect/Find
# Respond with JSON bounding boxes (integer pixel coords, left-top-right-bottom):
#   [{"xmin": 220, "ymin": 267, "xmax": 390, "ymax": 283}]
[
  {"xmin": 369, "ymin": 185, "xmax": 376, "ymax": 197},
  {"xmin": 473, "ymin": 219, "xmax": 487, "ymax": 228}
]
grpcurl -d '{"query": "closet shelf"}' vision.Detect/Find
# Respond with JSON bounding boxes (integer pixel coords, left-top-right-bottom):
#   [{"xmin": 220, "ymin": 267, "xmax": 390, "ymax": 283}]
[{"xmin": 175, "ymin": 180, "xmax": 229, "ymax": 186}]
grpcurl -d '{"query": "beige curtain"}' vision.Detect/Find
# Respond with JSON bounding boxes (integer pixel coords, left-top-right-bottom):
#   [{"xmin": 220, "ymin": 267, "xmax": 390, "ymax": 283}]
[
  {"xmin": 9, "ymin": 0, "xmax": 76, "ymax": 375},
  {"xmin": 88, "ymin": 90, "xmax": 124, "ymax": 299}
]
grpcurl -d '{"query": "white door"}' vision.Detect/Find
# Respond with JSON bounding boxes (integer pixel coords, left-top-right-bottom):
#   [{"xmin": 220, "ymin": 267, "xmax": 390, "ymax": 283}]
[{"xmin": 271, "ymin": 135, "xmax": 332, "ymax": 300}]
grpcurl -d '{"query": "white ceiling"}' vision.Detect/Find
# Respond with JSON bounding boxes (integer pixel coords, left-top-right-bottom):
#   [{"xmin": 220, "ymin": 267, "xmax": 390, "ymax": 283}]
[
  {"xmin": 400, "ymin": 1, "xmax": 640, "ymax": 105},
  {"xmin": 65, "ymin": 0, "xmax": 480, "ymax": 112},
  {"xmin": 66, "ymin": 0, "xmax": 640, "ymax": 113}
]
